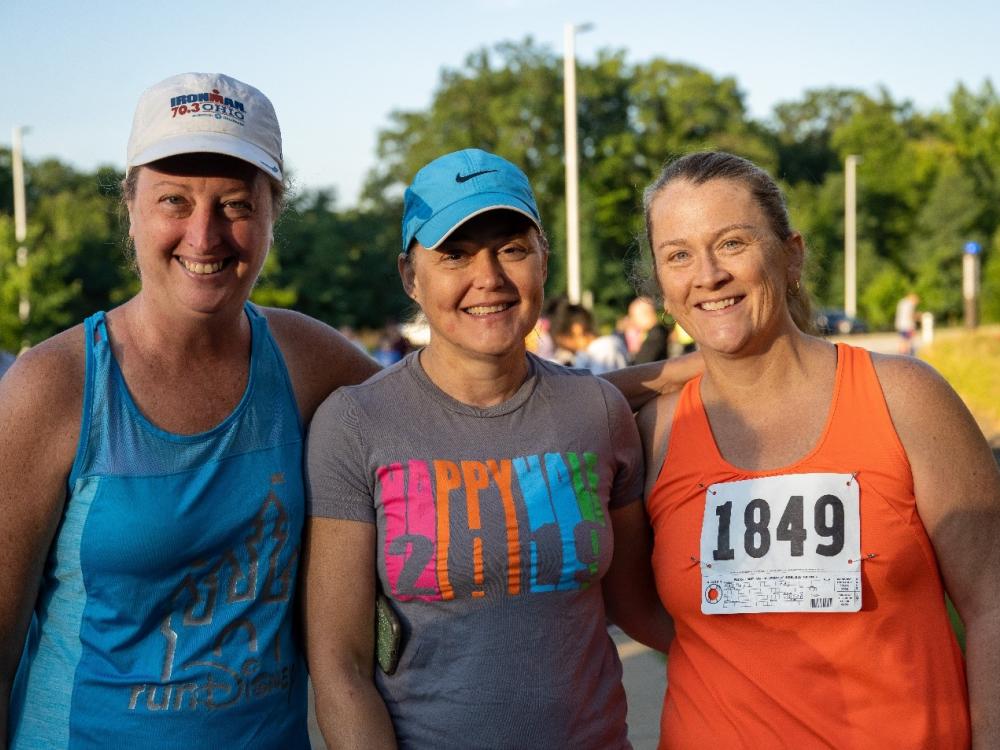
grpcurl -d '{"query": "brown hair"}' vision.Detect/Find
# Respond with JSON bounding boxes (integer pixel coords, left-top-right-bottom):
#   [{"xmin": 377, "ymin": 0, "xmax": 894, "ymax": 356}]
[{"xmin": 642, "ymin": 151, "xmax": 813, "ymax": 333}]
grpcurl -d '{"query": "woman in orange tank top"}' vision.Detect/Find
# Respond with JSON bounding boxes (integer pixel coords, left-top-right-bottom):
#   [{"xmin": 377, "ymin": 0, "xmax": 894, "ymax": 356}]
[{"xmin": 632, "ymin": 151, "xmax": 999, "ymax": 749}]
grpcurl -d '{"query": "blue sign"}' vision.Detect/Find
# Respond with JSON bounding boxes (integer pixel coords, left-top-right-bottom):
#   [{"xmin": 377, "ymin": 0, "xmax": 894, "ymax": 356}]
[{"xmin": 965, "ymin": 241, "xmax": 982, "ymax": 255}]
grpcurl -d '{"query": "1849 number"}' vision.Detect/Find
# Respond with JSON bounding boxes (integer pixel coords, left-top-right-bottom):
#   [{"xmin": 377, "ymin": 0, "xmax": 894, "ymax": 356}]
[{"xmin": 713, "ymin": 495, "xmax": 845, "ymax": 560}]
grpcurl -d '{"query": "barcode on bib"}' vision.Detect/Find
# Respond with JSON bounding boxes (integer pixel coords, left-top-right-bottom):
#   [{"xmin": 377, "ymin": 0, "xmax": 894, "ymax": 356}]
[{"xmin": 810, "ymin": 597, "xmax": 833, "ymax": 608}]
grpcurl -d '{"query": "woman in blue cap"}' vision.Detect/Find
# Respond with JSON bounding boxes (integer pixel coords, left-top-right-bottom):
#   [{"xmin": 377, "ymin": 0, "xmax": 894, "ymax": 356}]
[
  {"xmin": 0, "ymin": 72, "xmax": 378, "ymax": 748},
  {"xmin": 303, "ymin": 148, "xmax": 672, "ymax": 749}
]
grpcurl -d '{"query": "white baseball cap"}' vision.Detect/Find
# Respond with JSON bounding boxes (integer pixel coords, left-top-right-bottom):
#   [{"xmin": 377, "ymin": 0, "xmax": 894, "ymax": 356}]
[{"xmin": 126, "ymin": 72, "xmax": 283, "ymax": 181}]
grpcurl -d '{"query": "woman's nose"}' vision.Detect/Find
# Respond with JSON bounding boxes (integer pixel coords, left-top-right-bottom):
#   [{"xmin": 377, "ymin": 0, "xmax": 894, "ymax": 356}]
[
  {"xmin": 693, "ymin": 252, "xmax": 731, "ymax": 289},
  {"xmin": 471, "ymin": 251, "xmax": 506, "ymax": 289},
  {"xmin": 184, "ymin": 206, "xmax": 223, "ymax": 253}
]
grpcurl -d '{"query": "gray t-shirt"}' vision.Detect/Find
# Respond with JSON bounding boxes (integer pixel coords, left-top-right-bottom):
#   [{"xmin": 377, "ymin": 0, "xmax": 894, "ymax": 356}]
[{"xmin": 306, "ymin": 352, "xmax": 643, "ymax": 750}]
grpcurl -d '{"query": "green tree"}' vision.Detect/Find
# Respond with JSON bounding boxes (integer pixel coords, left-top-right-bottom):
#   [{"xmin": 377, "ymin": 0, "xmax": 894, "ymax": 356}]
[
  {"xmin": 908, "ymin": 159, "xmax": 982, "ymax": 321},
  {"xmin": 773, "ymin": 88, "xmax": 864, "ymax": 183},
  {"xmin": 267, "ymin": 190, "xmax": 410, "ymax": 329}
]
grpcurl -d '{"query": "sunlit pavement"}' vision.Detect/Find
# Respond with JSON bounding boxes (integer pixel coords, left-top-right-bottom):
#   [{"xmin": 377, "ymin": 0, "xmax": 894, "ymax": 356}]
[{"xmin": 306, "ymin": 628, "xmax": 666, "ymax": 749}]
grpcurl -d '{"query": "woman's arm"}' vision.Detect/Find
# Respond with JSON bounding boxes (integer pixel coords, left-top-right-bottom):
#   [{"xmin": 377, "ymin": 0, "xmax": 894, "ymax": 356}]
[
  {"xmin": 603, "ymin": 501, "xmax": 674, "ymax": 652},
  {"xmin": 877, "ymin": 354, "xmax": 1000, "ymax": 749},
  {"xmin": 601, "ymin": 351, "xmax": 702, "ymax": 412},
  {"xmin": 600, "ymin": 381, "xmax": 675, "ymax": 652},
  {"xmin": 0, "ymin": 333, "xmax": 83, "ymax": 747},
  {"xmin": 302, "ymin": 517, "xmax": 396, "ymax": 750}
]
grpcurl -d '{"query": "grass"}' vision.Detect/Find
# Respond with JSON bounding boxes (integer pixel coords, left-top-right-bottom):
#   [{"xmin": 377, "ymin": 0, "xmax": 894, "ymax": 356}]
[{"xmin": 919, "ymin": 326, "xmax": 1000, "ymax": 442}]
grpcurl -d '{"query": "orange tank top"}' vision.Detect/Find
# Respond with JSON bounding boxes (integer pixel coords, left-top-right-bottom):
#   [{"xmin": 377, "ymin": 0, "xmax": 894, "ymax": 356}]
[{"xmin": 649, "ymin": 343, "xmax": 969, "ymax": 749}]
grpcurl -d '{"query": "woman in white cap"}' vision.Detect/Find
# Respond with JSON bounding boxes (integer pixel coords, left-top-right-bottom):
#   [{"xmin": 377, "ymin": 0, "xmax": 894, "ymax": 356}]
[
  {"xmin": 0, "ymin": 72, "xmax": 377, "ymax": 748},
  {"xmin": 303, "ymin": 149, "xmax": 672, "ymax": 749}
]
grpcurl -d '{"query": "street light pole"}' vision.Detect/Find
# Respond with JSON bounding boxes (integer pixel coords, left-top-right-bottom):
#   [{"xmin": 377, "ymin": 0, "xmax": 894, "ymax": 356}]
[
  {"xmin": 563, "ymin": 22, "xmax": 592, "ymax": 306},
  {"xmin": 12, "ymin": 127, "xmax": 30, "ymax": 327},
  {"xmin": 844, "ymin": 154, "xmax": 860, "ymax": 318}
]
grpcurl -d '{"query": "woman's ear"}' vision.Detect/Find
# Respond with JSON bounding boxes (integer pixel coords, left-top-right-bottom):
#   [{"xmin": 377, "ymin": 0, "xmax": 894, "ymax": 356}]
[
  {"xmin": 398, "ymin": 253, "xmax": 417, "ymax": 301},
  {"xmin": 785, "ymin": 231, "xmax": 805, "ymax": 282}
]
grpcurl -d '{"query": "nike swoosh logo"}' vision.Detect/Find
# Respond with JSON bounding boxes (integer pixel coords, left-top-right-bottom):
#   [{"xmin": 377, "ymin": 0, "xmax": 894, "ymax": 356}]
[
  {"xmin": 455, "ymin": 169, "xmax": 497, "ymax": 183},
  {"xmin": 259, "ymin": 160, "xmax": 280, "ymax": 173}
]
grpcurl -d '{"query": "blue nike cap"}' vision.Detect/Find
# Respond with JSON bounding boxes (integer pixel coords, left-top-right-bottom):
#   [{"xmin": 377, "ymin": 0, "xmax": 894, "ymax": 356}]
[{"xmin": 401, "ymin": 148, "xmax": 541, "ymax": 254}]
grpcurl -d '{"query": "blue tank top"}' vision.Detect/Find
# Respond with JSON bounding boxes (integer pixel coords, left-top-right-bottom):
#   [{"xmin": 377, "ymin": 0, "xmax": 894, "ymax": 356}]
[{"xmin": 10, "ymin": 304, "xmax": 310, "ymax": 749}]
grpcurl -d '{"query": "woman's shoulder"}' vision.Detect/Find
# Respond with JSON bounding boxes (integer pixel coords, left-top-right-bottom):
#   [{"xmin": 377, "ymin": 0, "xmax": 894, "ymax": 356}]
[
  {"xmin": 1, "ymin": 325, "xmax": 87, "ymax": 410},
  {"xmin": 309, "ymin": 354, "xmax": 419, "ymax": 432},
  {"xmin": 257, "ymin": 307, "xmax": 381, "ymax": 424},
  {"xmin": 0, "ymin": 325, "xmax": 87, "ymax": 480},
  {"xmin": 532, "ymin": 353, "xmax": 631, "ymax": 406},
  {"xmin": 868, "ymin": 351, "xmax": 958, "ymax": 428}
]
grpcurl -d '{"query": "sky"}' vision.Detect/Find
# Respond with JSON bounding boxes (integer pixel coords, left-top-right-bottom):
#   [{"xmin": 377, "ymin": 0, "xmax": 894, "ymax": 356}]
[{"xmin": 2, "ymin": 0, "xmax": 997, "ymax": 207}]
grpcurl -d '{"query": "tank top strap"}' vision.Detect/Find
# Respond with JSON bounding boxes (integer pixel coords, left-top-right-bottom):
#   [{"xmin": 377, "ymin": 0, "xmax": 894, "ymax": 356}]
[
  {"xmin": 665, "ymin": 374, "xmax": 715, "ymax": 466},
  {"xmin": 243, "ymin": 302, "xmax": 303, "ymax": 434},
  {"xmin": 69, "ymin": 305, "xmax": 301, "ymax": 486},
  {"xmin": 653, "ymin": 373, "xmax": 728, "ymax": 499},
  {"xmin": 69, "ymin": 311, "xmax": 113, "ymax": 487},
  {"xmin": 822, "ymin": 342, "xmax": 910, "ymax": 477}
]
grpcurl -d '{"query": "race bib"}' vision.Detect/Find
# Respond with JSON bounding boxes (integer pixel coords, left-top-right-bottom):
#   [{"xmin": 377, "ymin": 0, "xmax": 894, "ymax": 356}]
[{"xmin": 700, "ymin": 473, "xmax": 861, "ymax": 614}]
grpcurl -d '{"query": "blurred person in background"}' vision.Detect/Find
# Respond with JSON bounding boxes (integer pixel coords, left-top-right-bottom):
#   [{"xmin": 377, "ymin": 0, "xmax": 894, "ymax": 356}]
[
  {"xmin": 303, "ymin": 149, "xmax": 673, "ymax": 749},
  {"xmin": 0, "ymin": 72, "xmax": 377, "ymax": 748},
  {"xmin": 895, "ymin": 291, "xmax": 920, "ymax": 355},
  {"xmin": 633, "ymin": 151, "xmax": 999, "ymax": 748},
  {"xmin": 626, "ymin": 296, "xmax": 671, "ymax": 365},
  {"xmin": 552, "ymin": 302, "xmax": 629, "ymax": 375}
]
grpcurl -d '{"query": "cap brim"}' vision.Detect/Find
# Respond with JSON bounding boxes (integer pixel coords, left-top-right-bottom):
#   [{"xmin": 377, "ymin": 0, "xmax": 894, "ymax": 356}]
[
  {"xmin": 414, "ymin": 193, "xmax": 541, "ymax": 250},
  {"xmin": 128, "ymin": 132, "xmax": 282, "ymax": 181}
]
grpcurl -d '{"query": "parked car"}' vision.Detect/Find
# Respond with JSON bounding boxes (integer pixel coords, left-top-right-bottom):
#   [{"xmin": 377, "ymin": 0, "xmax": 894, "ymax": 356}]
[{"xmin": 814, "ymin": 309, "xmax": 868, "ymax": 336}]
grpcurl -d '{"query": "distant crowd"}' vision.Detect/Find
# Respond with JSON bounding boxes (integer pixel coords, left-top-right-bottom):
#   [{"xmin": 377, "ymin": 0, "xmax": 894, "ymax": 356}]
[{"xmin": 344, "ymin": 295, "xmax": 695, "ymax": 374}]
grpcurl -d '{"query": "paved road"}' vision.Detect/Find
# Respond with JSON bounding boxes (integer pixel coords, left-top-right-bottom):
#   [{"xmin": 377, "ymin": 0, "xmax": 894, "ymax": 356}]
[{"xmin": 306, "ymin": 629, "xmax": 666, "ymax": 749}]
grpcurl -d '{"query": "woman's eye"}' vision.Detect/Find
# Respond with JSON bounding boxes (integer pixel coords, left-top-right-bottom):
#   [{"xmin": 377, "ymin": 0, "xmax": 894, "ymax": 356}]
[
  {"xmin": 500, "ymin": 245, "xmax": 528, "ymax": 260},
  {"xmin": 161, "ymin": 195, "xmax": 186, "ymax": 206},
  {"xmin": 666, "ymin": 250, "xmax": 690, "ymax": 263},
  {"xmin": 223, "ymin": 201, "xmax": 253, "ymax": 217},
  {"xmin": 721, "ymin": 238, "xmax": 743, "ymax": 251}
]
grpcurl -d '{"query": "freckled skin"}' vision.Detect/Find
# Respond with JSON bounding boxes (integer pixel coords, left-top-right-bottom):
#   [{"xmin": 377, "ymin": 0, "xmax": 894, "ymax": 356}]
[{"xmin": 127, "ymin": 156, "xmax": 274, "ymax": 320}]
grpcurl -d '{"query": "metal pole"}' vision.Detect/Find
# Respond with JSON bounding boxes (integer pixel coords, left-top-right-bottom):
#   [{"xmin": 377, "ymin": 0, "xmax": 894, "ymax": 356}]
[
  {"xmin": 563, "ymin": 23, "xmax": 581, "ymax": 305},
  {"xmin": 963, "ymin": 250, "xmax": 980, "ymax": 329},
  {"xmin": 844, "ymin": 155, "xmax": 860, "ymax": 318},
  {"xmin": 12, "ymin": 127, "xmax": 30, "ymax": 326}
]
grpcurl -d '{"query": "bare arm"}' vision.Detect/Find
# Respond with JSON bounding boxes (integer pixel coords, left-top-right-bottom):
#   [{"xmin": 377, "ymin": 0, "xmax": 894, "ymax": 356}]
[
  {"xmin": 602, "ymin": 501, "xmax": 674, "ymax": 652},
  {"xmin": 603, "ymin": 390, "xmax": 683, "ymax": 652},
  {"xmin": 601, "ymin": 351, "xmax": 702, "ymax": 412},
  {"xmin": 0, "ymin": 332, "xmax": 84, "ymax": 747},
  {"xmin": 877, "ymin": 354, "xmax": 1000, "ymax": 748},
  {"xmin": 302, "ymin": 517, "xmax": 396, "ymax": 750},
  {"xmin": 264, "ymin": 308, "xmax": 381, "ymax": 424}
]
